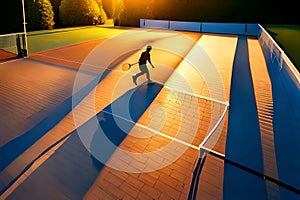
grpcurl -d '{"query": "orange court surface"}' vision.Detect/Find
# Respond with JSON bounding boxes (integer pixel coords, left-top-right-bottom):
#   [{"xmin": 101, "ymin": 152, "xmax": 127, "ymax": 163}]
[{"xmin": 0, "ymin": 26, "xmax": 299, "ymax": 200}]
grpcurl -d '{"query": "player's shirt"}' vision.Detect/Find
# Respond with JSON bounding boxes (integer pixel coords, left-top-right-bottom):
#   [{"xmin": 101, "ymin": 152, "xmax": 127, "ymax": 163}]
[{"xmin": 139, "ymin": 51, "xmax": 151, "ymax": 65}]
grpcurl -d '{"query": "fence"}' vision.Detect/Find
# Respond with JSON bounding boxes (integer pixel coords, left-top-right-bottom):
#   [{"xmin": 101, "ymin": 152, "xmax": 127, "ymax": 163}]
[
  {"xmin": 258, "ymin": 24, "xmax": 300, "ymax": 89},
  {"xmin": 140, "ymin": 19, "xmax": 300, "ymax": 90},
  {"xmin": 140, "ymin": 19, "xmax": 260, "ymax": 36}
]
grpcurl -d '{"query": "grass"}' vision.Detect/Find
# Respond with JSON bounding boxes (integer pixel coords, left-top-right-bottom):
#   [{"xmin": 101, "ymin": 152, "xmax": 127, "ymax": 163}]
[
  {"xmin": 262, "ymin": 24, "xmax": 300, "ymax": 72},
  {"xmin": 26, "ymin": 26, "xmax": 128, "ymax": 54}
]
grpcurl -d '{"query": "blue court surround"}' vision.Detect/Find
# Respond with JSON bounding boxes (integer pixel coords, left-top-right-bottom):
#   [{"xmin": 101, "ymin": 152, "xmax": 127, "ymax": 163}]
[
  {"xmin": 263, "ymin": 44, "xmax": 300, "ymax": 194},
  {"xmin": 189, "ymin": 35, "xmax": 299, "ymax": 200},
  {"xmin": 223, "ymin": 36, "xmax": 267, "ymax": 199}
]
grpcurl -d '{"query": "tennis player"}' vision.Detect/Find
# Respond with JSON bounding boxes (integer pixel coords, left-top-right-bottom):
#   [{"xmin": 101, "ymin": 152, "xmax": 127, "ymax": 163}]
[{"xmin": 132, "ymin": 45, "xmax": 155, "ymax": 85}]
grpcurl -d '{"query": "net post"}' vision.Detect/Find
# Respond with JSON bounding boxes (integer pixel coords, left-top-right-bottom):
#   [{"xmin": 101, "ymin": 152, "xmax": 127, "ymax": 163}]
[
  {"xmin": 21, "ymin": 34, "xmax": 28, "ymax": 57},
  {"xmin": 21, "ymin": 0, "xmax": 28, "ymax": 57},
  {"xmin": 199, "ymin": 147, "xmax": 206, "ymax": 160},
  {"xmin": 16, "ymin": 34, "xmax": 22, "ymax": 57},
  {"xmin": 16, "ymin": 33, "xmax": 28, "ymax": 58}
]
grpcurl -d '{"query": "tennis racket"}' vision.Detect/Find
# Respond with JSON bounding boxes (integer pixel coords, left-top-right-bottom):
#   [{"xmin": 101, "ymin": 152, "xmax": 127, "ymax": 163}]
[{"xmin": 122, "ymin": 62, "xmax": 139, "ymax": 71}]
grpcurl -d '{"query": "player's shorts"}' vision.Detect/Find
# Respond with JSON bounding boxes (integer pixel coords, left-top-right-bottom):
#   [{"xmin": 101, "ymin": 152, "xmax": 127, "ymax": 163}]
[{"xmin": 139, "ymin": 64, "xmax": 149, "ymax": 73}]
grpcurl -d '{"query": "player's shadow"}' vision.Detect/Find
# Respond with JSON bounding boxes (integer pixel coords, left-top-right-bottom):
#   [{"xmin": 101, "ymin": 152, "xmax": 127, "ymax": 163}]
[{"xmin": 90, "ymin": 82, "xmax": 163, "ymax": 170}]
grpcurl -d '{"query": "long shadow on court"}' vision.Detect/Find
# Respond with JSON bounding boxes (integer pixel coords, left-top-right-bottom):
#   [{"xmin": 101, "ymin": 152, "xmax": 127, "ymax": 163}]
[
  {"xmin": 0, "ymin": 68, "xmax": 112, "ymax": 194},
  {"xmin": 5, "ymin": 83, "xmax": 162, "ymax": 199},
  {"xmin": 223, "ymin": 36, "xmax": 267, "ymax": 199}
]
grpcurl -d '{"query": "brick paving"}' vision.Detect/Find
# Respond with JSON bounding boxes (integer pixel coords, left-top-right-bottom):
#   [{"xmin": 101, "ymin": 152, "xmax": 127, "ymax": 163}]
[
  {"xmin": 0, "ymin": 58, "xmax": 95, "ymax": 146},
  {"xmin": 1, "ymin": 28, "xmax": 295, "ymax": 199},
  {"xmin": 79, "ymin": 33, "xmax": 236, "ymax": 200},
  {"xmin": 0, "ymin": 29, "xmax": 203, "ymax": 199}
]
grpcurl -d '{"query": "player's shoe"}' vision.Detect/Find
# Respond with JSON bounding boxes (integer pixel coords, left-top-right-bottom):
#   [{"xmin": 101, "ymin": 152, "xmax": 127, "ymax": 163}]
[
  {"xmin": 132, "ymin": 75, "xmax": 137, "ymax": 85},
  {"xmin": 147, "ymin": 79, "xmax": 154, "ymax": 84}
]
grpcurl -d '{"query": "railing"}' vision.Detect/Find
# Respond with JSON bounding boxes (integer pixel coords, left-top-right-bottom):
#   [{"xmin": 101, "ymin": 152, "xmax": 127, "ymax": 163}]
[
  {"xmin": 140, "ymin": 19, "xmax": 299, "ymax": 89},
  {"xmin": 258, "ymin": 24, "xmax": 300, "ymax": 89}
]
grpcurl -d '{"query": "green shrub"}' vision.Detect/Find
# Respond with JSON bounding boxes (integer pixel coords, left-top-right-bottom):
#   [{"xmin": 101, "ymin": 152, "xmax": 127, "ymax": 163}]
[
  {"xmin": 25, "ymin": 0, "xmax": 55, "ymax": 31},
  {"xmin": 59, "ymin": 0, "xmax": 102, "ymax": 26}
]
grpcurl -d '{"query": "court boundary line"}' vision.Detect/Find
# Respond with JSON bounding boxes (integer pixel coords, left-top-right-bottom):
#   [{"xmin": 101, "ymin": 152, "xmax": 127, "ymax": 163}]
[
  {"xmin": 27, "ymin": 57, "xmax": 100, "ymax": 77},
  {"xmin": 31, "ymin": 53, "xmax": 105, "ymax": 69},
  {"xmin": 1, "ymin": 73, "xmax": 229, "ymax": 198},
  {"xmin": 191, "ymin": 103, "xmax": 300, "ymax": 197},
  {"xmin": 30, "ymin": 52, "xmax": 136, "ymax": 74},
  {"xmin": 101, "ymin": 110, "xmax": 200, "ymax": 150},
  {"xmin": 164, "ymin": 85, "xmax": 229, "ymax": 106},
  {"xmin": 30, "ymin": 53, "xmax": 229, "ymax": 108},
  {"xmin": 199, "ymin": 103, "xmax": 228, "ymax": 158},
  {"xmin": 0, "ymin": 92, "xmax": 228, "ymax": 197},
  {"xmin": 197, "ymin": 152, "xmax": 300, "ymax": 195},
  {"xmin": 0, "ymin": 108, "xmax": 200, "ymax": 197},
  {"xmin": 29, "ymin": 54, "xmax": 230, "ymax": 107}
]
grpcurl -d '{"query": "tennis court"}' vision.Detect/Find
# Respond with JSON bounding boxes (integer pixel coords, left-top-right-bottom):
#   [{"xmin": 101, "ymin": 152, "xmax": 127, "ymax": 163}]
[{"xmin": 0, "ymin": 24, "xmax": 299, "ymax": 199}]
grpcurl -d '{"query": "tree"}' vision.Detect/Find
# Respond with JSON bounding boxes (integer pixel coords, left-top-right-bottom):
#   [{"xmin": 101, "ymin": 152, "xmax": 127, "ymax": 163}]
[
  {"xmin": 25, "ymin": 0, "xmax": 55, "ymax": 31},
  {"xmin": 101, "ymin": 0, "xmax": 113, "ymax": 18},
  {"xmin": 112, "ymin": 0, "xmax": 124, "ymax": 25},
  {"xmin": 49, "ymin": 0, "xmax": 62, "ymax": 27},
  {"xmin": 94, "ymin": 0, "xmax": 107, "ymax": 24},
  {"xmin": 117, "ymin": 0, "xmax": 155, "ymax": 26},
  {"xmin": 59, "ymin": 0, "xmax": 101, "ymax": 26},
  {"xmin": 0, "ymin": 0, "xmax": 23, "ymax": 34}
]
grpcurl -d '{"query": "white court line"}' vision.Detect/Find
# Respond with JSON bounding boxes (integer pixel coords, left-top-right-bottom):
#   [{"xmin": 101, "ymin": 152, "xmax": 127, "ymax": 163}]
[
  {"xmin": 138, "ymin": 123, "xmax": 201, "ymax": 150},
  {"xmin": 1, "ymin": 91, "xmax": 226, "ymax": 197},
  {"xmin": 30, "ymin": 53, "xmax": 125, "ymax": 73},
  {"xmin": 98, "ymin": 82, "xmax": 229, "ymax": 151},
  {"xmin": 198, "ymin": 103, "xmax": 228, "ymax": 159},
  {"xmin": 164, "ymin": 85, "xmax": 229, "ymax": 106},
  {"xmin": 101, "ymin": 110, "xmax": 200, "ymax": 150},
  {"xmin": 30, "ymin": 54, "xmax": 230, "ymax": 107},
  {"xmin": 32, "ymin": 53, "xmax": 100, "ymax": 68},
  {"xmin": 31, "ymin": 53, "xmax": 229, "ymax": 151},
  {"xmin": 138, "ymin": 80, "xmax": 229, "ymax": 106},
  {"xmin": 201, "ymin": 145, "xmax": 225, "ymax": 158},
  {"xmin": 0, "ymin": 58, "xmax": 25, "ymax": 64},
  {"xmin": 199, "ymin": 103, "xmax": 228, "ymax": 147}
]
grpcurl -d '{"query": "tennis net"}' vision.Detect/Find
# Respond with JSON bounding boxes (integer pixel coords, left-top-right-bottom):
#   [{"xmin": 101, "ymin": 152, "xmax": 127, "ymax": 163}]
[{"xmin": 0, "ymin": 32, "xmax": 27, "ymax": 62}]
